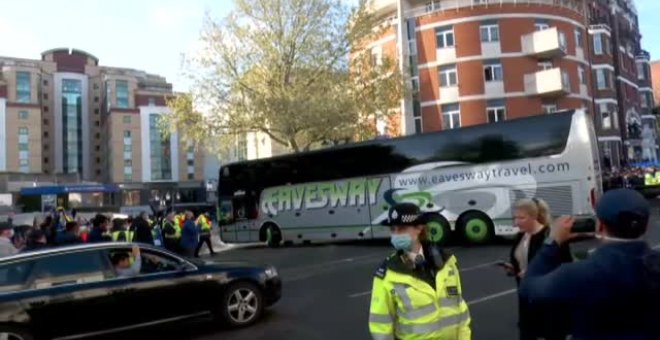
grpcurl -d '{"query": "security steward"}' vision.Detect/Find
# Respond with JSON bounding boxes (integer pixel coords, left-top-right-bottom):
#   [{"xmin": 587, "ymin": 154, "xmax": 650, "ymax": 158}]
[
  {"xmin": 162, "ymin": 211, "xmax": 181, "ymax": 253},
  {"xmin": 194, "ymin": 212, "xmax": 215, "ymax": 257},
  {"xmin": 369, "ymin": 203, "xmax": 471, "ymax": 340}
]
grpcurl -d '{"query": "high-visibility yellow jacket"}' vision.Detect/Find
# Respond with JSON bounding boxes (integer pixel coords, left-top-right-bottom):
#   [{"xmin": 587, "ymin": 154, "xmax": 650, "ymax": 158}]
[
  {"xmin": 111, "ymin": 230, "xmax": 134, "ymax": 242},
  {"xmin": 645, "ymin": 173, "xmax": 655, "ymax": 186},
  {"xmin": 369, "ymin": 246, "xmax": 471, "ymax": 340},
  {"xmin": 654, "ymin": 172, "xmax": 660, "ymax": 185},
  {"xmin": 162, "ymin": 220, "xmax": 181, "ymax": 240},
  {"xmin": 196, "ymin": 214, "xmax": 211, "ymax": 232}
]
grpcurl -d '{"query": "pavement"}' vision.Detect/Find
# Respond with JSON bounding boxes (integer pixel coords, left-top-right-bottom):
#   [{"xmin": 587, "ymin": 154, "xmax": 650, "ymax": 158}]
[{"xmin": 132, "ymin": 203, "xmax": 660, "ymax": 340}]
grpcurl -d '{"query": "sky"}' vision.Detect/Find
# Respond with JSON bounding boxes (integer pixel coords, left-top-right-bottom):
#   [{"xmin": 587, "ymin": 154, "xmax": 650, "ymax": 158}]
[{"xmin": 0, "ymin": 0, "xmax": 658, "ymax": 92}]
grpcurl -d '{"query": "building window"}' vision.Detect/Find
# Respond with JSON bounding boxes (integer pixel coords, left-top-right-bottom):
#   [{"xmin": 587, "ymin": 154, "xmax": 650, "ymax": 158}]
[
  {"xmin": 575, "ymin": 28, "xmax": 583, "ymax": 48},
  {"xmin": 43, "ymin": 79, "xmax": 48, "ymax": 86},
  {"xmin": 18, "ymin": 127, "xmax": 29, "ymax": 173},
  {"xmin": 44, "ymin": 157, "xmax": 49, "ymax": 164},
  {"xmin": 93, "ymin": 83, "xmax": 99, "ymax": 90},
  {"xmin": 148, "ymin": 97, "xmax": 156, "ymax": 106},
  {"xmin": 124, "ymin": 159, "xmax": 132, "ymax": 167},
  {"xmin": 538, "ymin": 61, "xmax": 553, "ymax": 70},
  {"xmin": 534, "ymin": 19, "xmax": 550, "ymax": 31},
  {"xmin": 637, "ymin": 63, "xmax": 646, "ymax": 80},
  {"xmin": 95, "ymin": 145, "xmax": 100, "ymax": 151},
  {"xmin": 16, "ymin": 71, "xmax": 31, "ymax": 103},
  {"xmin": 595, "ymin": 69, "xmax": 609, "ymax": 90},
  {"xmin": 116, "ymin": 80, "xmax": 129, "ymax": 108},
  {"xmin": 188, "ymin": 173, "xmax": 195, "ymax": 180},
  {"xmin": 124, "ymin": 130, "xmax": 131, "ymax": 138},
  {"xmin": 123, "ymin": 115, "xmax": 131, "ymax": 124},
  {"xmin": 94, "ymin": 108, "xmax": 99, "ymax": 115},
  {"xmin": 95, "ymin": 120, "xmax": 100, "ymax": 127},
  {"xmin": 441, "ymin": 103, "xmax": 460, "ymax": 130},
  {"xmin": 558, "ymin": 31, "xmax": 567, "ymax": 52},
  {"xmin": 43, "ymin": 118, "xmax": 48, "ymax": 125},
  {"xmin": 439, "ymin": 65, "xmax": 458, "ymax": 87},
  {"xmin": 483, "ymin": 62, "xmax": 503, "ymax": 82},
  {"xmin": 480, "ymin": 24, "xmax": 499, "ymax": 42},
  {"xmin": 578, "ymin": 66, "xmax": 586, "ymax": 85},
  {"xmin": 426, "ymin": 0, "xmax": 441, "ymax": 12},
  {"xmin": 62, "ymin": 79, "xmax": 82, "ymax": 174},
  {"xmin": 94, "ymin": 96, "xmax": 99, "ymax": 103},
  {"xmin": 149, "ymin": 114, "xmax": 172, "ymax": 180},
  {"xmin": 487, "ymin": 106, "xmax": 506, "ymax": 123},
  {"xmin": 43, "ymin": 131, "xmax": 48, "ymax": 138},
  {"xmin": 593, "ymin": 34, "xmax": 603, "ymax": 55},
  {"xmin": 599, "ymin": 103, "xmax": 611, "ymax": 129},
  {"xmin": 18, "ymin": 111, "xmax": 28, "ymax": 120},
  {"xmin": 543, "ymin": 104, "xmax": 558, "ymax": 114},
  {"xmin": 43, "ymin": 93, "xmax": 48, "ymax": 100},
  {"xmin": 43, "ymin": 106, "xmax": 49, "ymax": 112},
  {"xmin": 435, "ymin": 26, "xmax": 454, "ymax": 49},
  {"xmin": 413, "ymin": 97, "xmax": 422, "ymax": 134}
]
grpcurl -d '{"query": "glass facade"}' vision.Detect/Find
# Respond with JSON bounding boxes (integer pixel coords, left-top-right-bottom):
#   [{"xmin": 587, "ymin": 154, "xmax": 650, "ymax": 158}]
[
  {"xmin": 116, "ymin": 80, "xmax": 129, "ymax": 108},
  {"xmin": 18, "ymin": 127, "xmax": 29, "ymax": 173},
  {"xmin": 62, "ymin": 79, "xmax": 83, "ymax": 174},
  {"xmin": 149, "ymin": 114, "xmax": 172, "ymax": 180},
  {"xmin": 16, "ymin": 72, "xmax": 31, "ymax": 103}
]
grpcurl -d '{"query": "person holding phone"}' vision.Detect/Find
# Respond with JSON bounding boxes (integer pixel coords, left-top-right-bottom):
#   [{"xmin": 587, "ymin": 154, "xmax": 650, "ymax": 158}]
[
  {"xmin": 520, "ymin": 189, "xmax": 660, "ymax": 339},
  {"xmin": 501, "ymin": 198, "xmax": 572, "ymax": 340}
]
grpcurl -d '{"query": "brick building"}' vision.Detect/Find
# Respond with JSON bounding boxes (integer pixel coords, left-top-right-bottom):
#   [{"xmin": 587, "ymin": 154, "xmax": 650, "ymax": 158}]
[
  {"xmin": 366, "ymin": 0, "xmax": 655, "ymax": 168},
  {"xmin": 0, "ymin": 48, "xmax": 205, "ymax": 209}
]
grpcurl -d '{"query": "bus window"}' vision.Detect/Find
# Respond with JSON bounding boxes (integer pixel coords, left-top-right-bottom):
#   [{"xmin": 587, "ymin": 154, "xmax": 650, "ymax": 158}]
[
  {"xmin": 232, "ymin": 194, "xmax": 258, "ymax": 221},
  {"xmin": 218, "ymin": 200, "xmax": 233, "ymax": 225}
]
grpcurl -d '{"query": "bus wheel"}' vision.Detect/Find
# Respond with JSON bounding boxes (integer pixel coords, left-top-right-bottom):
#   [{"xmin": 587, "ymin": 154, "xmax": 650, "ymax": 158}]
[
  {"xmin": 458, "ymin": 212, "xmax": 494, "ymax": 245},
  {"xmin": 264, "ymin": 224, "xmax": 282, "ymax": 248},
  {"xmin": 425, "ymin": 214, "xmax": 451, "ymax": 246}
]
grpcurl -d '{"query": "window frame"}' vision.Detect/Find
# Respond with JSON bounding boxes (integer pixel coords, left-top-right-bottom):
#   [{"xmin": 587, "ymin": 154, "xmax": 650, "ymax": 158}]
[
  {"xmin": 441, "ymin": 104, "xmax": 461, "ymax": 130},
  {"xmin": 542, "ymin": 104, "xmax": 558, "ymax": 114},
  {"xmin": 439, "ymin": 66, "xmax": 458, "ymax": 87},
  {"xmin": 480, "ymin": 24, "xmax": 500, "ymax": 43},
  {"xmin": 486, "ymin": 106, "xmax": 506, "ymax": 123},
  {"xmin": 435, "ymin": 27, "xmax": 455, "ymax": 49},
  {"xmin": 16, "ymin": 71, "xmax": 31, "ymax": 103},
  {"xmin": 24, "ymin": 250, "xmax": 112, "ymax": 290},
  {"xmin": 593, "ymin": 34, "xmax": 603, "ymax": 55},
  {"xmin": 483, "ymin": 63, "xmax": 503, "ymax": 82}
]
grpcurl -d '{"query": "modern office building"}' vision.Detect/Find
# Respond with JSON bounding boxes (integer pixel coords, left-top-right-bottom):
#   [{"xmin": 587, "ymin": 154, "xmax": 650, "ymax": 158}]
[
  {"xmin": 0, "ymin": 48, "xmax": 205, "ymax": 209},
  {"xmin": 364, "ymin": 0, "xmax": 655, "ymax": 167}
]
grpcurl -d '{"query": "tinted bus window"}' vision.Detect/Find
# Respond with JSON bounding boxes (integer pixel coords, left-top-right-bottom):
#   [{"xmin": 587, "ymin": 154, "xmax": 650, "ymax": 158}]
[{"xmin": 219, "ymin": 111, "xmax": 573, "ymax": 196}]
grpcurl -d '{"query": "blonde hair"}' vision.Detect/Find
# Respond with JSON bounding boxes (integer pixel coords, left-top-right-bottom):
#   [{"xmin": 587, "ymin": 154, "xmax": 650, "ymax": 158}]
[{"xmin": 514, "ymin": 198, "xmax": 551, "ymax": 226}]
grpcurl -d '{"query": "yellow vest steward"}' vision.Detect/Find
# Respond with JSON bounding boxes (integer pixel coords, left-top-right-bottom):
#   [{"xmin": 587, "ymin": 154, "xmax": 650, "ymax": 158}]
[
  {"xmin": 111, "ymin": 230, "xmax": 134, "ymax": 242},
  {"xmin": 645, "ymin": 173, "xmax": 655, "ymax": 186},
  {"xmin": 197, "ymin": 215, "xmax": 211, "ymax": 232},
  {"xmin": 655, "ymin": 172, "xmax": 660, "ymax": 185},
  {"xmin": 369, "ymin": 252, "xmax": 471, "ymax": 340},
  {"xmin": 163, "ymin": 221, "xmax": 181, "ymax": 239}
]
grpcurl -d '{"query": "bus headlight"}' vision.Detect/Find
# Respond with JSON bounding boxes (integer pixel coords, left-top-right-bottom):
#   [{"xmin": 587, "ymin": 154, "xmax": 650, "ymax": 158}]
[{"xmin": 264, "ymin": 266, "xmax": 278, "ymax": 278}]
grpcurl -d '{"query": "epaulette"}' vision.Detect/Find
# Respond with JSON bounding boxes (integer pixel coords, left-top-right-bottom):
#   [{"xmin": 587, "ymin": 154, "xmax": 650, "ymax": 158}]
[{"xmin": 374, "ymin": 260, "xmax": 388, "ymax": 279}]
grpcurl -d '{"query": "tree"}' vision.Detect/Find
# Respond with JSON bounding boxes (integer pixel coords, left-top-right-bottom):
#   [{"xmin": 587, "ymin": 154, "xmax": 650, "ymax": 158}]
[{"xmin": 162, "ymin": 0, "xmax": 404, "ymax": 156}]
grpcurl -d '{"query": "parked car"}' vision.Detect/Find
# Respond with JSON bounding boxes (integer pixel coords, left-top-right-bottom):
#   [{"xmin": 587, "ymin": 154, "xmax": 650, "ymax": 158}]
[{"xmin": 0, "ymin": 243, "xmax": 281, "ymax": 339}]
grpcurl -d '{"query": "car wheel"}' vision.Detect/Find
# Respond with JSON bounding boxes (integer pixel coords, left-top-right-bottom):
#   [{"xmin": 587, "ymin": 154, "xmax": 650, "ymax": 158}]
[
  {"xmin": 220, "ymin": 282, "xmax": 264, "ymax": 328},
  {"xmin": 265, "ymin": 224, "xmax": 282, "ymax": 248},
  {"xmin": 0, "ymin": 326, "xmax": 34, "ymax": 340},
  {"xmin": 458, "ymin": 211, "xmax": 494, "ymax": 245}
]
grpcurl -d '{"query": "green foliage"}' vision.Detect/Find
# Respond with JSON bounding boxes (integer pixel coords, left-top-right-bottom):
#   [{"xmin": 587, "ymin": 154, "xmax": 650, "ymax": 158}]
[{"xmin": 162, "ymin": 0, "xmax": 404, "ymax": 157}]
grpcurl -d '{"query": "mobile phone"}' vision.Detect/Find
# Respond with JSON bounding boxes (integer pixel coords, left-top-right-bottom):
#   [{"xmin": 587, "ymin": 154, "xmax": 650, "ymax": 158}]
[{"xmin": 570, "ymin": 218, "xmax": 596, "ymax": 234}]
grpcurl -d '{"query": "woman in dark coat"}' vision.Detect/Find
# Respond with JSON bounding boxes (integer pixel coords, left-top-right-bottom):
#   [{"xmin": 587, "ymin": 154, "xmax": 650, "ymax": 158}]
[{"xmin": 503, "ymin": 198, "xmax": 573, "ymax": 340}]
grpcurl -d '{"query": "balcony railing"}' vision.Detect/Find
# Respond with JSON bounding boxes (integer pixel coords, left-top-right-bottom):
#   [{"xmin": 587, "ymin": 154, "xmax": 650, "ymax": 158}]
[
  {"xmin": 524, "ymin": 67, "xmax": 571, "ymax": 97},
  {"xmin": 403, "ymin": 0, "xmax": 583, "ymax": 18},
  {"xmin": 521, "ymin": 27, "xmax": 567, "ymax": 58}
]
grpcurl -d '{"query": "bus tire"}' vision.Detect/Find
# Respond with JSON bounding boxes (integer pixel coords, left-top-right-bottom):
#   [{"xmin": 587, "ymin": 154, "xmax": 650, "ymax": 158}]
[
  {"xmin": 424, "ymin": 214, "xmax": 451, "ymax": 246},
  {"xmin": 263, "ymin": 223, "xmax": 282, "ymax": 248},
  {"xmin": 457, "ymin": 211, "xmax": 494, "ymax": 245}
]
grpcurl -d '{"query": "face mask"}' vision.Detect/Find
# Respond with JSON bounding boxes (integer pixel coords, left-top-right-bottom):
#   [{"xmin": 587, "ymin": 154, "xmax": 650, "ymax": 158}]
[{"xmin": 391, "ymin": 233, "xmax": 413, "ymax": 251}]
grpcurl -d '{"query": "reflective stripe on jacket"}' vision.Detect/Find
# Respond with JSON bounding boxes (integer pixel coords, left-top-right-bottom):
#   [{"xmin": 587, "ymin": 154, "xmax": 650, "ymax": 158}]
[
  {"xmin": 369, "ymin": 253, "xmax": 471, "ymax": 340},
  {"xmin": 645, "ymin": 173, "xmax": 655, "ymax": 186},
  {"xmin": 196, "ymin": 215, "xmax": 211, "ymax": 232}
]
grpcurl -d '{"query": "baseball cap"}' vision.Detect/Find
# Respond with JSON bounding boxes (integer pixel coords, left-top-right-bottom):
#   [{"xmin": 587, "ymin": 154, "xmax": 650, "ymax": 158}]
[
  {"xmin": 596, "ymin": 188, "xmax": 650, "ymax": 238},
  {"xmin": 382, "ymin": 203, "xmax": 426, "ymax": 227}
]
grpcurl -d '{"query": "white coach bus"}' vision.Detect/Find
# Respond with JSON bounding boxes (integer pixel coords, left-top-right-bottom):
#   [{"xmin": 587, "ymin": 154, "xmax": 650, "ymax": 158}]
[{"xmin": 217, "ymin": 109, "xmax": 602, "ymax": 247}]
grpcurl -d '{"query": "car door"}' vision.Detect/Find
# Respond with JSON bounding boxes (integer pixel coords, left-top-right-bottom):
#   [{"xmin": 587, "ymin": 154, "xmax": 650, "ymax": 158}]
[
  {"xmin": 104, "ymin": 246, "xmax": 210, "ymax": 326},
  {"xmin": 22, "ymin": 250, "xmax": 118, "ymax": 339}
]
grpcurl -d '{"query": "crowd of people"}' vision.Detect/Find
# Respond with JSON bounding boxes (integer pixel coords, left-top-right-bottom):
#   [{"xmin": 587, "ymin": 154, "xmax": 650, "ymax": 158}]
[
  {"xmin": 0, "ymin": 207, "xmax": 216, "ymax": 258},
  {"xmin": 601, "ymin": 165, "xmax": 660, "ymax": 191}
]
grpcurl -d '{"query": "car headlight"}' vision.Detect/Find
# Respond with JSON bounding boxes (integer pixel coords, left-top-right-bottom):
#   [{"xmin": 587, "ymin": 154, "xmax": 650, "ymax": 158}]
[{"xmin": 264, "ymin": 266, "xmax": 278, "ymax": 278}]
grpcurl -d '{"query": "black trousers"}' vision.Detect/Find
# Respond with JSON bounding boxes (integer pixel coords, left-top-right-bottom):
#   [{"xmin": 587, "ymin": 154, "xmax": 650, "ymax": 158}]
[
  {"xmin": 518, "ymin": 295, "xmax": 568, "ymax": 340},
  {"xmin": 195, "ymin": 234, "xmax": 214, "ymax": 257}
]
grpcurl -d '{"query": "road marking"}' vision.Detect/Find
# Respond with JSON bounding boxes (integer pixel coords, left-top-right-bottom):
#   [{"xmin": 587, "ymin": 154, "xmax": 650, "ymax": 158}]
[
  {"xmin": 459, "ymin": 261, "xmax": 501, "ymax": 272},
  {"xmin": 467, "ymin": 288, "xmax": 517, "ymax": 306},
  {"xmin": 349, "ymin": 291, "xmax": 372, "ymax": 298}
]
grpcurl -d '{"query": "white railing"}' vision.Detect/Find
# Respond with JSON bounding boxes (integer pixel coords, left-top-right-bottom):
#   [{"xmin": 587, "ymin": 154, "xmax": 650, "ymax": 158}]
[{"xmin": 405, "ymin": 0, "xmax": 583, "ymax": 19}]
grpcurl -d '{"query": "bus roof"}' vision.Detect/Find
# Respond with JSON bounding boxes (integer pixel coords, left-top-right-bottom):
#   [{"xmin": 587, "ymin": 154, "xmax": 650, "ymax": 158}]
[{"xmin": 218, "ymin": 109, "xmax": 580, "ymax": 196}]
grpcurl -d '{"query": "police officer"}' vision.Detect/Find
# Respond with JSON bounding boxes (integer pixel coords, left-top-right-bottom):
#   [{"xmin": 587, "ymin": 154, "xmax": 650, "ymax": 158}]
[
  {"xmin": 369, "ymin": 203, "xmax": 471, "ymax": 340},
  {"xmin": 162, "ymin": 211, "xmax": 181, "ymax": 253},
  {"xmin": 111, "ymin": 218, "xmax": 134, "ymax": 242},
  {"xmin": 194, "ymin": 212, "xmax": 215, "ymax": 257}
]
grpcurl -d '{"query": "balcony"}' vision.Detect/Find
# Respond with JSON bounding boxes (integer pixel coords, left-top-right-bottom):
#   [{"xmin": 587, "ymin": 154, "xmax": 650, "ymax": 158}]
[
  {"xmin": 521, "ymin": 27, "xmax": 567, "ymax": 59},
  {"xmin": 366, "ymin": 0, "xmax": 397, "ymax": 16},
  {"xmin": 524, "ymin": 68, "xmax": 571, "ymax": 97},
  {"xmin": 636, "ymin": 49, "xmax": 650, "ymax": 62}
]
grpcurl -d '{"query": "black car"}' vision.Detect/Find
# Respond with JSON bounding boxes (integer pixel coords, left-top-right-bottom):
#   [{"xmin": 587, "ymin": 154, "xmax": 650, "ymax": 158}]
[{"xmin": 0, "ymin": 243, "xmax": 281, "ymax": 340}]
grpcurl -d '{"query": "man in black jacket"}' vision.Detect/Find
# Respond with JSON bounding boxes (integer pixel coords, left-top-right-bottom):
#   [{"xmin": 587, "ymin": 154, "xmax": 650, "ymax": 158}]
[{"xmin": 521, "ymin": 189, "xmax": 660, "ymax": 339}]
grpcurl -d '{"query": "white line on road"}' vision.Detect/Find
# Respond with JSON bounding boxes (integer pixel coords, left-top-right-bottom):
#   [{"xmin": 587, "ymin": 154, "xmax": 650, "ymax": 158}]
[
  {"xmin": 349, "ymin": 291, "xmax": 372, "ymax": 298},
  {"xmin": 459, "ymin": 260, "xmax": 501, "ymax": 272},
  {"xmin": 467, "ymin": 289, "xmax": 517, "ymax": 306}
]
